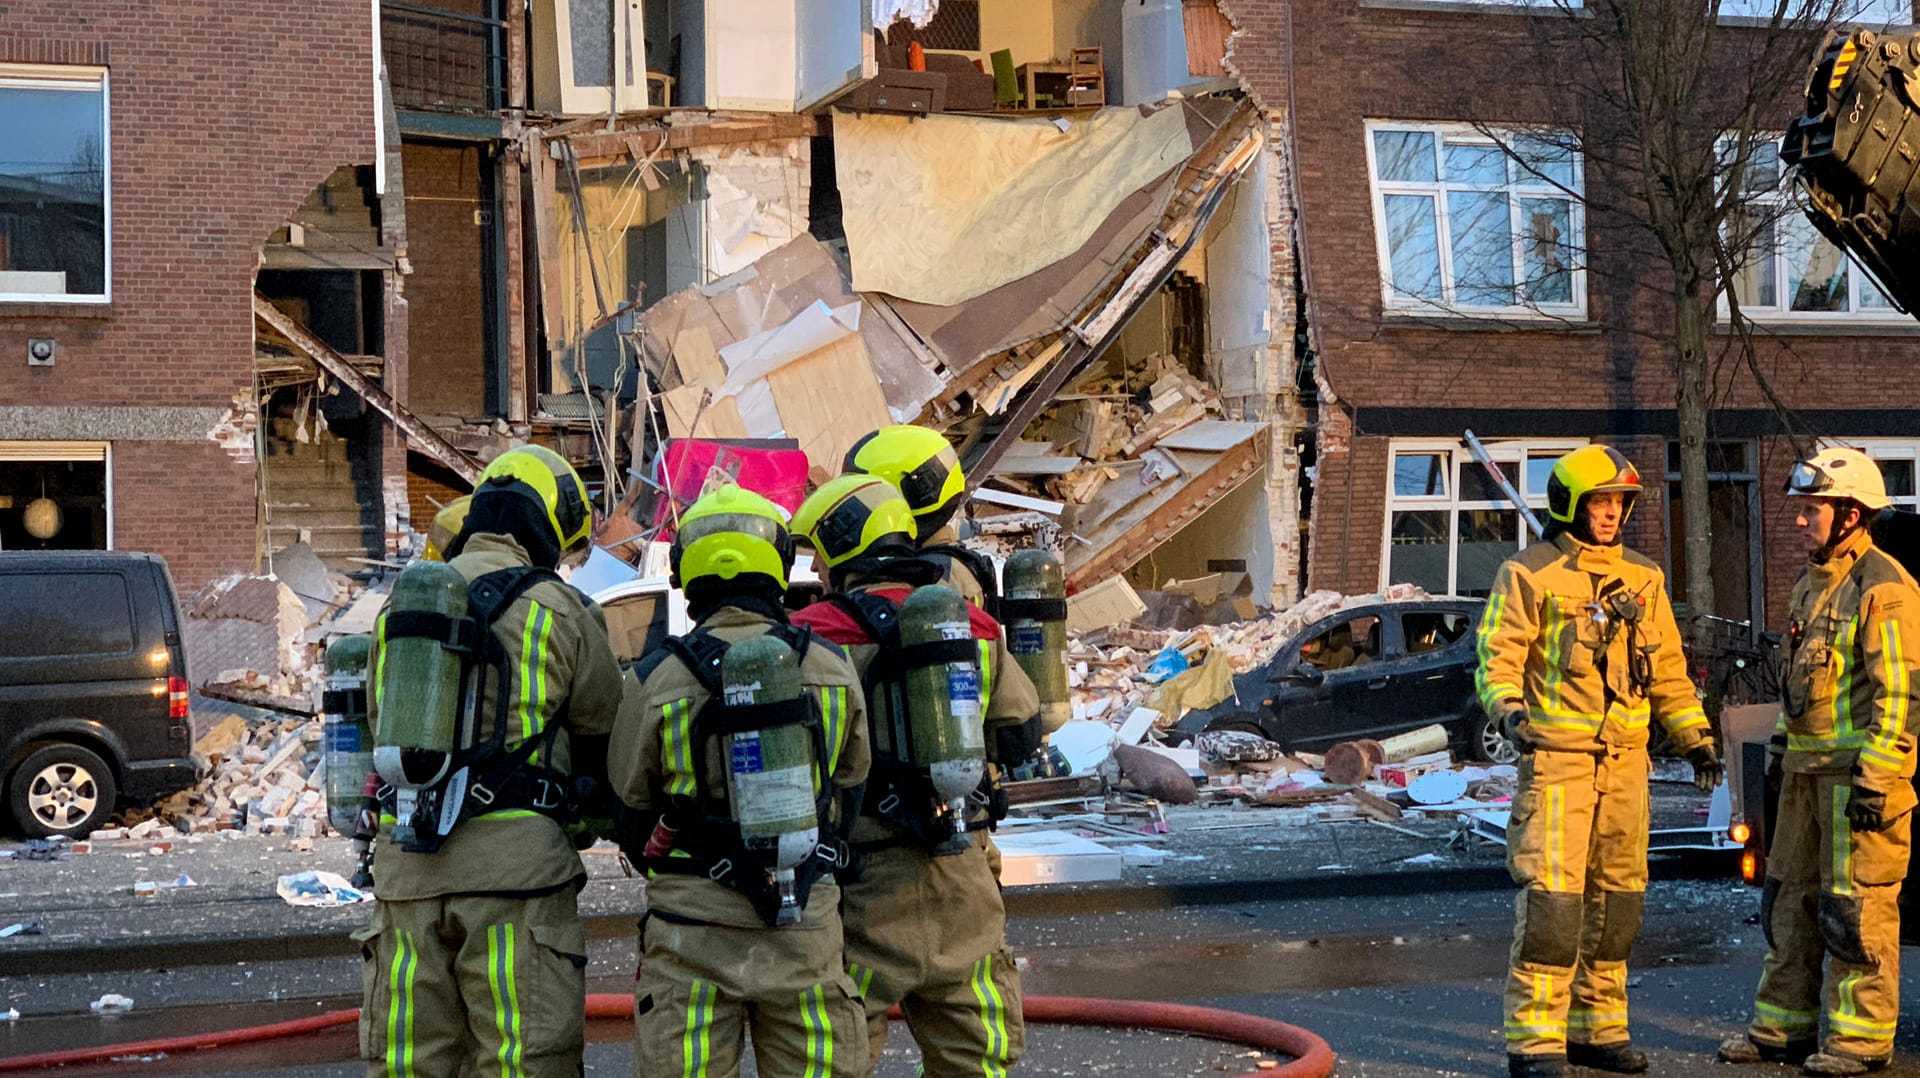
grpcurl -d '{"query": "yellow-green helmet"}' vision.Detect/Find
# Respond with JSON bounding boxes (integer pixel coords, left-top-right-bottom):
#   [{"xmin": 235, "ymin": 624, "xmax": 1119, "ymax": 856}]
[
  {"xmin": 1545, "ymin": 445, "xmax": 1643, "ymax": 525},
  {"xmin": 474, "ymin": 444, "xmax": 592, "ymax": 554},
  {"xmin": 844, "ymin": 425, "xmax": 965, "ymax": 540},
  {"xmin": 792, "ymin": 474, "xmax": 918, "ymax": 569},
  {"xmin": 670, "ymin": 485, "xmax": 795, "ymax": 591},
  {"xmin": 424, "ymin": 495, "xmax": 471, "ymax": 562}
]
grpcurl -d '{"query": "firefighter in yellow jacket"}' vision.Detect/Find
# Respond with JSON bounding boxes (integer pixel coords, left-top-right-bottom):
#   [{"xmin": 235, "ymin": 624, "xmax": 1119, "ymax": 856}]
[
  {"xmin": 1719, "ymin": 447, "xmax": 1920, "ymax": 1076},
  {"xmin": 611, "ymin": 484, "xmax": 871, "ymax": 1078},
  {"xmin": 789, "ymin": 475, "xmax": 1039, "ymax": 1078},
  {"xmin": 357, "ymin": 446, "xmax": 626, "ymax": 1078},
  {"xmin": 1476, "ymin": 444, "xmax": 1720, "ymax": 1078}
]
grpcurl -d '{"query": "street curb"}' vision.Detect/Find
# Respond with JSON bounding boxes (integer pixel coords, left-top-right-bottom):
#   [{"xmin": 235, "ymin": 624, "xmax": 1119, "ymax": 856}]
[{"xmin": 5, "ymin": 866, "xmax": 1523, "ymax": 976}]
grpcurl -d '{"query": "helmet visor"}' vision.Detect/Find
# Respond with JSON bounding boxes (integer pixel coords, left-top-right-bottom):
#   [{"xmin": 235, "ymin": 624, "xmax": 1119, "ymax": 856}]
[{"xmin": 1785, "ymin": 461, "xmax": 1835, "ymax": 497}]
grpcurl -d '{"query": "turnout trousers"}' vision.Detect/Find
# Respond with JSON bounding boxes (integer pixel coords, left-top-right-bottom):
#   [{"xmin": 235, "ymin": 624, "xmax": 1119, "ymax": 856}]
[
  {"xmin": 356, "ymin": 887, "xmax": 588, "ymax": 1078},
  {"xmin": 1748, "ymin": 770, "xmax": 1914, "ymax": 1061},
  {"xmin": 1503, "ymin": 748, "xmax": 1651, "ymax": 1058},
  {"xmin": 632, "ymin": 900, "xmax": 868, "ymax": 1078},
  {"xmin": 841, "ymin": 833, "xmax": 1024, "ymax": 1077}
]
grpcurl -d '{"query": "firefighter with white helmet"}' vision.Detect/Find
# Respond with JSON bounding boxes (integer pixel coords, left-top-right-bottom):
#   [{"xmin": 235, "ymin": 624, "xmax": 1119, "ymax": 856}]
[
  {"xmin": 611, "ymin": 483, "xmax": 870, "ymax": 1077},
  {"xmin": 1477, "ymin": 444, "xmax": 1719, "ymax": 1077},
  {"xmin": 1721, "ymin": 447, "xmax": 1920, "ymax": 1075}
]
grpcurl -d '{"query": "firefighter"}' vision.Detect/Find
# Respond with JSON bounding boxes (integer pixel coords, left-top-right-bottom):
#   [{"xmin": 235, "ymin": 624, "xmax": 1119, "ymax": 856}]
[
  {"xmin": 423, "ymin": 495, "xmax": 471, "ymax": 563},
  {"xmin": 843, "ymin": 425, "xmax": 990, "ymax": 609},
  {"xmin": 788, "ymin": 474, "xmax": 1038, "ymax": 1078},
  {"xmin": 610, "ymin": 484, "xmax": 871, "ymax": 1078},
  {"xmin": 356, "ymin": 445, "xmax": 626, "ymax": 1078},
  {"xmin": 1719, "ymin": 447, "xmax": 1920, "ymax": 1076},
  {"xmin": 1476, "ymin": 444, "xmax": 1721, "ymax": 1078}
]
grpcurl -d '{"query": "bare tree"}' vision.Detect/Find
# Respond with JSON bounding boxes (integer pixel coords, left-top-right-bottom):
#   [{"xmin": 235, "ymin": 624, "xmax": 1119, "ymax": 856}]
[{"xmin": 1402, "ymin": 0, "xmax": 1892, "ymax": 625}]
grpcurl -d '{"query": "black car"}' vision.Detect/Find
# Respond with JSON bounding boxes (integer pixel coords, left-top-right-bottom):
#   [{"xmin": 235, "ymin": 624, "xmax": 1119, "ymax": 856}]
[
  {"xmin": 1189, "ymin": 597, "xmax": 1514, "ymax": 763},
  {"xmin": 0, "ymin": 551, "xmax": 198, "ymax": 837}
]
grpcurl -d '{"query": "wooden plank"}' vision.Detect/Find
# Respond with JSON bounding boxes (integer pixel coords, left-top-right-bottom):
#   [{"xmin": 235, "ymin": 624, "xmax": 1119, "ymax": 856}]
[
  {"xmin": 765, "ymin": 334, "xmax": 893, "ymax": 476},
  {"xmin": 659, "ymin": 384, "xmax": 748, "ymax": 439},
  {"xmin": 990, "ymin": 455, "xmax": 1082, "ymax": 477},
  {"xmin": 671, "ymin": 326, "xmax": 726, "ymax": 388},
  {"xmin": 254, "ymin": 295, "xmax": 483, "ymax": 483},
  {"xmin": 971, "ymin": 487, "xmax": 1065, "ymax": 515},
  {"xmin": 1156, "ymin": 419, "xmax": 1264, "ymax": 453},
  {"xmin": 1066, "ymin": 435, "xmax": 1267, "ymax": 589}
]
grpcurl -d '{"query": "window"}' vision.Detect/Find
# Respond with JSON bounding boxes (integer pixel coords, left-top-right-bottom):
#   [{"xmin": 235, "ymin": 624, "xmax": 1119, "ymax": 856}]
[
  {"xmin": 1366, "ymin": 122, "xmax": 1584, "ymax": 317},
  {"xmin": 1856, "ymin": 441, "xmax": 1920, "ymax": 513},
  {"xmin": 0, "ymin": 573, "xmax": 133, "ymax": 657},
  {"xmin": 0, "ymin": 65, "xmax": 109, "ymax": 303},
  {"xmin": 1723, "ymin": 136, "xmax": 1903, "ymax": 321},
  {"xmin": 1383, "ymin": 439, "xmax": 1587, "ymax": 597},
  {"xmin": 1300, "ymin": 615, "xmax": 1382, "ymax": 672},
  {"xmin": 1719, "ymin": 0, "xmax": 1911, "ymax": 23},
  {"xmin": 1404, "ymin": 611, "xmax": 1472, "ymax": 655}
]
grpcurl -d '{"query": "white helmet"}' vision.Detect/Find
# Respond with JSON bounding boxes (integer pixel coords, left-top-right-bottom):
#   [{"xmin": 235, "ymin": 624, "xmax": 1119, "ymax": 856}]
[{"xmin": 1784, "ymin": 447, "xmax": 1890, "ymax": 511}]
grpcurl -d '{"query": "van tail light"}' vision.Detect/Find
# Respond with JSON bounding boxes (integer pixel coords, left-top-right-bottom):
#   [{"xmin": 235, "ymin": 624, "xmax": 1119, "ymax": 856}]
[
  {"xmin": 1730, "ymin": 822, "xmax": 1752, "ymax": 845},
  {"xmin": 168, "ymin": 676, "xmax": 190, "ymax": 720},
  {"xmin": 1741, "ymin": 851, "xmax": 1759, "ymax": 883}
]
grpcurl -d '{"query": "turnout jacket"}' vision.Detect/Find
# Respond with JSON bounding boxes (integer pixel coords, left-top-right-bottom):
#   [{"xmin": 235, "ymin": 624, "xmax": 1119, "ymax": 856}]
[
  {"xmin": 1778, "ymin": 528, "xmax": 1920, "ymax": 789},
  {"xmin": 1475, "ymin": 532, "xmax": 1710, "ymax": 756},
  {"xmin": 609, "ymin": 605, "xmax": 870, "ymax": 928}
]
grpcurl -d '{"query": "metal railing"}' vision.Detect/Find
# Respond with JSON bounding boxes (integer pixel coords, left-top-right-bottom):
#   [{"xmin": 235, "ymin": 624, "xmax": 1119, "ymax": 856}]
[{"xmin": 381, "ymin": 1, "xmax": 506, "ymax": 112}]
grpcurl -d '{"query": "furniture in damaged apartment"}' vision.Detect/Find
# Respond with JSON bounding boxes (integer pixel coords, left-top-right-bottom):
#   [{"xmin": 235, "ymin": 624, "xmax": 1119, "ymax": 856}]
[
  {"xmin": 840, "ymin": 33, "xmax": 994, "ymax": 114},
  {"xmin": 1012, "ymin": 48, "xmax": 1106, "ymax": 111}
]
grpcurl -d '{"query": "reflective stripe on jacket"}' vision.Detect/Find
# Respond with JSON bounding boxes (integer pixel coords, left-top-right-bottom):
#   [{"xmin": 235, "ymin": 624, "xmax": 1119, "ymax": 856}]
[
  {"xmin": 1475, "ymin": 532, "xmax": 1710, "ymax": 755},
  {"xmin": 1779, "ymin": 529, "xmax": 1920, "ymax": 787}
]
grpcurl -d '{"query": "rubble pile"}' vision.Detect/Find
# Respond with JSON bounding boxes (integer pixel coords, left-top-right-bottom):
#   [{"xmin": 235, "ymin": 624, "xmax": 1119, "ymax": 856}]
[{"xmin": 125, "ymin": 716, "xmax": 332, "ymax": 838}]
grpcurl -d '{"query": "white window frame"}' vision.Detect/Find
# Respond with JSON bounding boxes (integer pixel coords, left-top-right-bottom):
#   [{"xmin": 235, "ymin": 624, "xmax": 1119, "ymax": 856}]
[
  {"xmin": 1718, "ymin": 0, "xmax": 1912, "ymax": 25},
  {"xmin": 1364, "ymin": 120, "xmax": 1587, "ymax": 320},
  {"xmin": 1854, "ymin": 440, "xmax": 1920, "ymax": 513},
  {"xmin": 1718, "ymin": 132, "xmax": 1909, "ymax": 324},
  {"xmin": 1381, "ymin": 438, "xmax": 1588, "ymax": 596},
  {"xmin": 0, "ymin": 64, "xmax": 110, "ymax": 305}
]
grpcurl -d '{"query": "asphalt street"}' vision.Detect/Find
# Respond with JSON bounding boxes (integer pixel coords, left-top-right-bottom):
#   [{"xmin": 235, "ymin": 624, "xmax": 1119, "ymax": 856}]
[{"xmin": 15, "ymin": 871, "xmax": 1918, "ymax": 1076}]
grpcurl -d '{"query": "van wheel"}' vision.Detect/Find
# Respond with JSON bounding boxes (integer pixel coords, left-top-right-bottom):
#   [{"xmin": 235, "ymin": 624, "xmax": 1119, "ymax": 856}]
[{"xmin": 10, "ymin": 744, "xmax": 117, "ymax": 838}]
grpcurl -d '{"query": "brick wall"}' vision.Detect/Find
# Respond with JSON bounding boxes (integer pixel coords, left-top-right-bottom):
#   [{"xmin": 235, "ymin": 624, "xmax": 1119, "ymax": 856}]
[
  {"xmin": 0, "ymin": 2, "xmax": 377, "ymax": 587},
  {"xmin": 1228, "ymin": 0, "xmax": 1920, "ymax": 619},
  {"xmin": 400, "ymin": 139, "xmax": 489, "ymax": 419}
]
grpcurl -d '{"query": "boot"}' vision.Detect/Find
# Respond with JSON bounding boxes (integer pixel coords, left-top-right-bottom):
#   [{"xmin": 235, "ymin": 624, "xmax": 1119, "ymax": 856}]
[
  {"xmin": 1567, "ymin": 1041, "xmax": 1648, "ymax": 1073},
  {"xmin": 1802, "ymin": 1050, "xmax": 1889, "ymax": 1075},
  {"xmin": 1718, "ymin": 1035, "xmax": 1816, "ymax": 1065},
  {"xmin": 1508, "ymin": 1054, "xmax": 1568, "ymax": 1078}
]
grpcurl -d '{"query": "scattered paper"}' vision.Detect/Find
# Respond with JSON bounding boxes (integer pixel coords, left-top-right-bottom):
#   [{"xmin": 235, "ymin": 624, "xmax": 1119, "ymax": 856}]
[
  {"xmin": 90, "ymin": 994, "xmax": 134, "ymax": 1016},
  {"xmin": 277, "ymin": 870, "xmax": 372, "ymax": 907}
]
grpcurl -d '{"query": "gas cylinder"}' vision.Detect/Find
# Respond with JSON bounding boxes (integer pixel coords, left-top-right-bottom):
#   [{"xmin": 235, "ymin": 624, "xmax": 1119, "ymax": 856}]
[
  {"xmin": 372, "ymin": 560, "xmax": 471, "ymax": 847},
  {"xmin": 1003, "ymin": 549, "xmax": 1070, "ymax": 735},
  {"xmin": 721, "ymin": 634, "xmax": 820, "ymax": 925},
  {"xmin": 899, "ymin": 584, "xmax": 986, "ymax": 854},
  {"xmin": 322, "ymin": 633, "xmax": 374, "ymax": 836}
]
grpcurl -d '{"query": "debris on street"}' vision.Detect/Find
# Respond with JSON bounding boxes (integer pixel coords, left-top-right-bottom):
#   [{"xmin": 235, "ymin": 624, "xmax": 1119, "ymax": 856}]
[
  {"xmin": 276, "ymin": 869, "xmax": 372, "ymax": 908},
  {"xmin": 89, "ymin": 994, "xmax": 134, "ymax": 1016}
]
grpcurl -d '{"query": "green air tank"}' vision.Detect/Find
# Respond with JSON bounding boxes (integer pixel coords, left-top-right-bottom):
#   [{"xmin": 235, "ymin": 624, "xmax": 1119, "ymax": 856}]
[
  {"xmin": 899, "ymin": 584, "xmax": 986, "ymax": 854},
  {"xmin": 721, "ymin": 633, "xmax": 819, "ymax": 925},
  {"xmin": 372, "ymin": 560, "xmax": 470, "ymax": 847},
  {"xmin": 1003, "ymin": 549, "xmax": 1071, "ymax": 735},
  {"xmin": 322, "ymin": 633, "xmax": 374, "ymax": 836}
]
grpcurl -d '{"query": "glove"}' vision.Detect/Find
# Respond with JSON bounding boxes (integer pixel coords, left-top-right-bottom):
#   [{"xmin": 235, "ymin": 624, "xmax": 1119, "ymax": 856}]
[
  {"xmin": 1765, "ymin": 734, "xmax": 1786, "ymax": 785},
  {"xmin": 1684, "ymin": 745, "xmax": 1725, "ymax": 793},
  {"xmin": 1499, "ymin": 703, "xmax": 1534, "ymax": 751},
  {"xmin": 1846, "ymin": 773, "xmax": 1893, "ymax": 832}
]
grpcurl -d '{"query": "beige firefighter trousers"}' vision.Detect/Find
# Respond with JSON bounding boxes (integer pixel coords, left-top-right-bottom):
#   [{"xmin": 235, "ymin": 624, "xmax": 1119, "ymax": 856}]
[
  {"xmin": 1748, "ymin": 770, "xmax": 1915, "ymax": 1061},
  {"xmin": 1503, "ymin": 748, "xmax": 1651, "ymax": 1058},
  {"xmin": 841, "ymin": 833, "xmax": 1024, "ymax": 1077},
  {"xmin": 356, "ymin": 887, "xmax": 587, "ymax": 1078}
]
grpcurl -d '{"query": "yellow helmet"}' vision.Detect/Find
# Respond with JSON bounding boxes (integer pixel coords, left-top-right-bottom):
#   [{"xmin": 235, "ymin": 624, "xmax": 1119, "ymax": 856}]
[
  {"xmin": 1546, "ymin": 445, "xmax": 1643, "ymax": 525},
  {"xmin": 474, "ymin": 444, "xmax": 592, "ymax": 555},
  {"xmin": 792, "ymin": 474, "xmax": 918, "ymax": 569},
  {"xmin": 670, "ymin": 485, "xmax": 794, "ymax": 591},
  {"xmin": 844, "ymin": 425, "xmax": 965, "ymax": 540},
  {"xmin": 1785, "ymin": 446, "xmax": 1890, "ymax": 510},
  {"xmin": 424, "ymin": 495, "xmax": 471, "ymax": 562}
]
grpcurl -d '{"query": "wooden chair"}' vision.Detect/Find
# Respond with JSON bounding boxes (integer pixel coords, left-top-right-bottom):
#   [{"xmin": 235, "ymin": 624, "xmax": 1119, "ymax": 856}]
[{"xmin": 1066, "ymin": 46, "xmax": 1105, "ymax": 107}]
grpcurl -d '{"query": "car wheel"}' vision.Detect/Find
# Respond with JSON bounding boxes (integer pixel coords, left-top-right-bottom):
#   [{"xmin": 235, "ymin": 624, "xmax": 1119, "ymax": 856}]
[
  {"xmin": 1471, "ymin": 711, "xmax": 1521, "ymax": 765},
  {"xmin": 1203, "ymin": 715, "xmax": 1271, "ymax": 739},
  {"xmin": 9, "ymin": 743, "xmax": 117, "ymax": 839}
]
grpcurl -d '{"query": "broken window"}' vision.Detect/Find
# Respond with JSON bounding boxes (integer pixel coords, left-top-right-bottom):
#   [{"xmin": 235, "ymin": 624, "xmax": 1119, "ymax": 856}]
[
  {"xmin": 0, "ymin": 64, "xmax": 108, "ymax": 303},
  {"xmin": 1404, "ymin": 611, "xmax": 1471, "ymax": 655},
  {"xmin": 1385, "ymin": 441, "xmax": 1582, "ymax": 597},
  {"xmin": 1300, "ymin": 615, "xmax": 1381, "ymax": 672},
  {"xmin": 1367, "ymin": 123, "xmax": 1584, "ymax": 317}
]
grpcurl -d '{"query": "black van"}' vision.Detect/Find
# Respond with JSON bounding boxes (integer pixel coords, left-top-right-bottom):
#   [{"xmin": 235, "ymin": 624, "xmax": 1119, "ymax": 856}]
[{"xmin": 0, "ymin": 551, "xmax": 198, "ymax": 837}]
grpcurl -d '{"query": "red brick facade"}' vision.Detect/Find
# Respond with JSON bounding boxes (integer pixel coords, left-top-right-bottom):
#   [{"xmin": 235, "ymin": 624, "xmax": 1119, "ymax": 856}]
[
  {"xmin": 0, "ymin": 3, "xmax": 379, "ymax": 587},
  {"xmin": 1229, "ymin": 0, "xmax": 1920, "ymax": 628}
]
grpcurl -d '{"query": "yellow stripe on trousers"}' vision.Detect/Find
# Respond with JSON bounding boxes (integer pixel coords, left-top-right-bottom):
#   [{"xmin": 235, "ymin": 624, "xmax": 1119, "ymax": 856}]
[
  {"xmin": 682, "ymin": 979, "xmax": 714, "ymax": 1078},
  {"xmin": 1832, "ymin": 785, "xmax": 1854, "ymax": 897},
  {"xmin": 799, "ymin": 983, "xmax": 834, "ymax": 1078},
  {"xmin": 386, "ymin": 927, "xmax": 418, "ymax": 1078},
  {"xmin": 487, "ymin": 924, "xmax": 524, "ymax": 1077},
  {"xmin": 970, "ymin": 953, "xmax": 1010, "ymax": 1077}
]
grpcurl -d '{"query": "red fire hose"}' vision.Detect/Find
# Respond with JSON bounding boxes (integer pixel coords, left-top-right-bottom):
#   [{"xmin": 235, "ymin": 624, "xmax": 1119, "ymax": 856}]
[{"xmin": 0, "ymin": 993, "xmax": 1335, "ymax": 1078}]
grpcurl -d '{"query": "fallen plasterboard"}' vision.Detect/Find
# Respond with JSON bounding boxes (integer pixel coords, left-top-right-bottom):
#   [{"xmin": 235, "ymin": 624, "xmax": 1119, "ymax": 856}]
[
  {"xmin": 1136, "ymin": 742, "xmax": 1203, "ymax": 774},
  {"xmin": 972, "ymin": 487, "xmax": 1064, "ymax": 515},
  {"xmin": 1051, "ymin": 719, "xmax": 1119, "ymax": 775},
  {"xmin": 659, "ymin": 383, "xmax": 749, "ymax": 439},
  {"xmin": 993, "ymin": 830, "xmax": 1125, "ymax": 887},
  {"xmin": 766, "ymin": 333, "xmax": 894, "ymax": 476},
  {"xmin": 1114, "ymin": 706, "xmax": 1161, "ymax": 746},
  {"xmin": 671, "ymin": 326, "xmax": 726, "ymax": 387},
  {"xmin": 1154, "ymin": 419, "xmax": 1265, "ymax": 453},
  {"xmin": 720, "ymin": 300, "xmax": 863, "ymax": 387},
  {"xmin": 269, "ymin": 542, "xmax": 336, "ymax": 624},
  {"xmin": 1066, "ymin": 576, "xmax": 1148, "ymax": 633}
]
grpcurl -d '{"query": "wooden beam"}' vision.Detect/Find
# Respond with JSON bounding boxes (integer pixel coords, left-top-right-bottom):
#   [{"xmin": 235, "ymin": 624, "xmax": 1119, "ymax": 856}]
[
  {"xmin": 254, "ymin": 293, "xmax": 484, "ymax": 484},
  {"xmin": 502, "ymin": 141, "xmax": 530, "ymax": 424},
  {"xmin": 559, "ymin": 113, "xmax": 820, "ymax": 169},
  {"xmin": 1065, "ymin": 434, "xmax": 1267, "ymax": 590}
]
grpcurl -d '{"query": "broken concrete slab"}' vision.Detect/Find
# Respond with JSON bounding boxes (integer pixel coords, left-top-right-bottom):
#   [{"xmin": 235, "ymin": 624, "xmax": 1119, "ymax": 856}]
[{"xmin": 269, "ymin": 542, "xmax": 337, "ymax": 624}]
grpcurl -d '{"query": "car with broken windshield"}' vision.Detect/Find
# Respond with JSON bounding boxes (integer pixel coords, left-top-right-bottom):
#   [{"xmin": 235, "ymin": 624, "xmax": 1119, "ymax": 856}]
[{"xmin": 1182, "ymin": 597, "xmax": 1514, "ymax": 763}]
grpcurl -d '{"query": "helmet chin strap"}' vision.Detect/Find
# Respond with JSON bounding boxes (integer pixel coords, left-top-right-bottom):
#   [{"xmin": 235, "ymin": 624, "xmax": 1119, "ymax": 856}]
[{"xmin": 1811, "ymin": 501, "xmax": 1865, "ymax": 564}]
